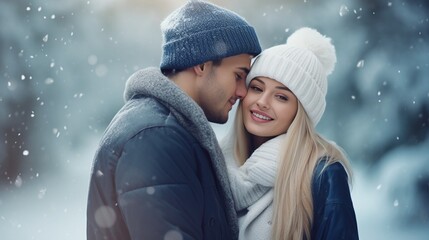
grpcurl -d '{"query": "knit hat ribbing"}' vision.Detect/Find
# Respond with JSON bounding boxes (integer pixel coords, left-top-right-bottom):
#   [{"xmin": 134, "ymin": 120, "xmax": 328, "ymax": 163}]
[
  {"xmin": 246, "ymin": 27, "xmax": 337, "ymax": 126},
  {"xmin": 160, "ymin": 0, "xmax": 261, "ymax": 71}
]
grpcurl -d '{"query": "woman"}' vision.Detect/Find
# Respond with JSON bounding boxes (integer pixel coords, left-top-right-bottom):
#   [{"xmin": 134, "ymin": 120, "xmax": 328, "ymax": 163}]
[{"xmin": 221, "ymin": 27, "xmax": 359, "ymax": 240}]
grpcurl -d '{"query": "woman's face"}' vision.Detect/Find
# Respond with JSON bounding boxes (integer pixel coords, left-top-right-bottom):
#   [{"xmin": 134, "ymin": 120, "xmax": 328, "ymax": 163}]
[{"xmin": 242, "ymin": 77, "xmax": 298, "ymax": 138}]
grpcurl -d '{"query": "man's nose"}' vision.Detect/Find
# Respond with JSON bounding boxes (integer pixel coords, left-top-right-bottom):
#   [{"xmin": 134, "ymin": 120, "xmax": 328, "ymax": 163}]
[{"xmin": 236, "ymin": 79, "xmax": 247, "ymax": 100}]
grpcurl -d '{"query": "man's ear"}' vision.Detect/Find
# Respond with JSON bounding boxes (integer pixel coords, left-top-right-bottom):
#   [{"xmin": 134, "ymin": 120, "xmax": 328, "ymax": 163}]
[{"xmin": 193, "ymin": 62, "xmax": 211, "ymax": 76}]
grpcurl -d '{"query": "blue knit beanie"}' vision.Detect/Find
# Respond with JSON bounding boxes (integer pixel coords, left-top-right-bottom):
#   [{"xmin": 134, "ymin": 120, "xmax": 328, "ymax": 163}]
[{"xmin": 160, "ymin": 0, "xmax": 261, "ymax": 71}]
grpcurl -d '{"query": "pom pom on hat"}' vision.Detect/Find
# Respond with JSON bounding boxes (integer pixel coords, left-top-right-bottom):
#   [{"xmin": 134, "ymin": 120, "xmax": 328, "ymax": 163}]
[
  {"xmin": 286, "ymin": 27, "xmax": 336, "ymax": 75},
  {"xmin": 246, "ymin": 27, "xmax": 337, "ymax": 126}
]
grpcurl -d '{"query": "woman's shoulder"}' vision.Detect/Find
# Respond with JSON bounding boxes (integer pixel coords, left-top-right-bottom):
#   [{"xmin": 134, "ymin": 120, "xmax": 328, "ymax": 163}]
[
  {"xmin": 311, "ymin": 159, "xmax": 359, "ymax": 240},
  {"xmin": 314, "ymin": 158, "xmax": 348, "ymax": 181},
  {"xmin": 312, "ymin": 159, "xmax": 352, "ymax": 205}
]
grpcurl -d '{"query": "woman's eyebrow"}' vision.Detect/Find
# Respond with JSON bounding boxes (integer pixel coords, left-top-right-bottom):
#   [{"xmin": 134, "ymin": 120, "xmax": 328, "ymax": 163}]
[
  {"xmin": 253, "ymin": 77, "xmax": 265, "ymax": 84},
  {"xmin": 276, "ymin": 85, "xmax": 292, "ymax": 92},
  {"xmin": 252, "ymin": 77, "xmax": 292, "ymax": 92}
]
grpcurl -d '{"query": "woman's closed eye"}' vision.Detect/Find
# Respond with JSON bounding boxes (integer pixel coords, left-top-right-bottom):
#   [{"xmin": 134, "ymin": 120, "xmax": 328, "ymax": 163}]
[
  {"xmin": 276, "ymin": 94, "xmax": 289, "ymax": 101},
  {"xmin": 249, "ymin": 85, "xmax": 263, "ymax": 92}
]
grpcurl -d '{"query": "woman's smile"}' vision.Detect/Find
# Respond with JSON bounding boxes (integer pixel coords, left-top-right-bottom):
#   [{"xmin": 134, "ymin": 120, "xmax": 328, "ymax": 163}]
[{"xmin": 250, "ymin": 109, "xmax": 273, "ymax": 122}]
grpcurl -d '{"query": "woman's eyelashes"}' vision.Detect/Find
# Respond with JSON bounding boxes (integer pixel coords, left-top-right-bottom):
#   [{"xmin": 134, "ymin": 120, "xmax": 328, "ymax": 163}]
[
  {"xmin": 276, "ymin": 94, "xmax": 289, "ymax": 101},
  {"xmin": 249, "ymin": 85, "xmax": 263, "ymax": 92},
  {"xmin": 249, "ymin": 84, "xmax": 289, "ymax": 102}
]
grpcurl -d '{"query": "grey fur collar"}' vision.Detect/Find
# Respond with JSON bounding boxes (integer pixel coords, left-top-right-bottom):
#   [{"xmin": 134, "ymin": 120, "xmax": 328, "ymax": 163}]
[{"xmin": 124, "ymin": 67, "xmax": 238, "ymax": 238}]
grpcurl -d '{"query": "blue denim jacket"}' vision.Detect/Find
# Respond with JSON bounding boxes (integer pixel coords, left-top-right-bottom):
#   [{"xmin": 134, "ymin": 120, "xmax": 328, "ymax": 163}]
[{"xmin": 311, "ymin": 160, "xmax": 359, "ymax": 240}]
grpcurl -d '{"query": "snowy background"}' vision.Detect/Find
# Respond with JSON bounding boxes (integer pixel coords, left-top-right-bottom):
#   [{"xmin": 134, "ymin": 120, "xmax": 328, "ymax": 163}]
[{"xmin": 0, "ymin": 0, "xmax": 428, "ymax": 239}]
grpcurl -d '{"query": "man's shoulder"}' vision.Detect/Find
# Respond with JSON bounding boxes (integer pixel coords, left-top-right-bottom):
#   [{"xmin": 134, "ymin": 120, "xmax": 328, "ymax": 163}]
[
  {"xmin": 127, "ymin": 96, "xmax": 171, "ymax": 123},
  {"xmin": 127, "ymin": 97, "xmax": 194, "ymax": 140},
  {"xmin": 99, "ymin": 97, "xmax": 193, "ymax": 154}
]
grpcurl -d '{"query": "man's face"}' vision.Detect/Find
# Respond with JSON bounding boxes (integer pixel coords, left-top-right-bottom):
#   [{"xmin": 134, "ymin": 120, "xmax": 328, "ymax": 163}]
[{"xmin": 197, "ymin": 54, "xmax": 252, "ymax": 124}]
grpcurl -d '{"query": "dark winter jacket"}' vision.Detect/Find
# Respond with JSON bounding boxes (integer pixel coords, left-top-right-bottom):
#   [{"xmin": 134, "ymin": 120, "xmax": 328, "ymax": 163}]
[
  {"xmin": 311, "ymin": 161, "xmax": 359, "ymax": 240},
  {"xmin": 86, "ymin": 67, "xmax": 238, "ymax": 240}
]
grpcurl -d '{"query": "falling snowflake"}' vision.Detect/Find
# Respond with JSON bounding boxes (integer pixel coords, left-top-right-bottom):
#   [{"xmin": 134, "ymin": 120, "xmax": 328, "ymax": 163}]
[
  {"xmin": 38, "ymin": 188, "xmax": 47, "ymax": 199},
  {"xmin": 356, "ymin": 60, "xmax": 365, "ymax": 68},
  {"xmin": 393, "ymin": 199, "xmax": 399, "ymax": 207},
  {"xmin": 15, "ymin": 176, "xmax": 23, "ymax": 188},
  {"xmin": 339, "ymin": 5, "xmax": 349, "ymax": 17},
  {"xmin": 164, "ymin": 230, "xmax": 183, "ymax": 240}
]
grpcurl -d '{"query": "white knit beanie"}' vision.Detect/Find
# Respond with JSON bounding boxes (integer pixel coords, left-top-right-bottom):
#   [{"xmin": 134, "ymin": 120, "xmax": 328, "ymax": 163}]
[{"xmin": 246, "ymin": 27, "xmax": 336, "ymax": 126}]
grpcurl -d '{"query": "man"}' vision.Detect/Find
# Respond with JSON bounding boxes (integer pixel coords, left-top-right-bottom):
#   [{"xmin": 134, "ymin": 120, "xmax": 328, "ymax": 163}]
[{"xmin": 86, "ymin": 1, "xmax": 261, "ymax": 239}]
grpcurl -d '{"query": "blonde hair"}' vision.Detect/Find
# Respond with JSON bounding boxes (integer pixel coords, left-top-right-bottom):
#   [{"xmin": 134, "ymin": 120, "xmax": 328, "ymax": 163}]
[{"xmin": 230, "ymin": 102, "xmax": 353, "ymax": 240}]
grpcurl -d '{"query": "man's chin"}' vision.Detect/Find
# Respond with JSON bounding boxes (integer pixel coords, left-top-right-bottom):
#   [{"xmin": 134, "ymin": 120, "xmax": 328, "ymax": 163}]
[{"xmin": 208, "ymin": 115, "xmax": 228, "ymax": 125}]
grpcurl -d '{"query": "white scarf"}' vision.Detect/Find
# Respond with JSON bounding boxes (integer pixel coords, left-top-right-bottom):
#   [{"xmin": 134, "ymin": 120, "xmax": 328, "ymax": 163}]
[
  {"xmin": 223, "ymin": 134, "xmax": 285, "ymax": 211},
  {"xmin": 222, "ymin": 134, "xmax": 285, "ymax": 240}
]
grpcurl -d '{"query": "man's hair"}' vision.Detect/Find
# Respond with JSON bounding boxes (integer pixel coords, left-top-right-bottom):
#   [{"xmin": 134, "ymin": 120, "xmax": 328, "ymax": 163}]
[{"xmin": 162, "ymin": 59, "xmax": 222, "ymax": 77}]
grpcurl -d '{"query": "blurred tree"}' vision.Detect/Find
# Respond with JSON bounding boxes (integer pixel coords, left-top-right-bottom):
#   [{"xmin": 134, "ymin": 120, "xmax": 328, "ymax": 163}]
[{"xmin": 1, "ymin": 1, "xmax": 43, "ymax": 184}]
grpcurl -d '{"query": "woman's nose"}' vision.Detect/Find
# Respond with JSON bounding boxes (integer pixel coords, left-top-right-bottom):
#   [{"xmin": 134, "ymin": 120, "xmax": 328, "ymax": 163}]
[{"xmin": 256, "ymin": 94, "xmax": 270, "ymax": 110}]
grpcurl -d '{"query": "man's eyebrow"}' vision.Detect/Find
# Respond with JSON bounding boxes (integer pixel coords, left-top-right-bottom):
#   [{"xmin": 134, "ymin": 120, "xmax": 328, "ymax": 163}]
[{"xmin": 238, "ymin": 67, "xmax": 250, "ymax": 74}]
